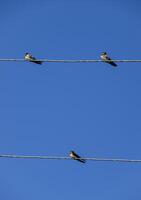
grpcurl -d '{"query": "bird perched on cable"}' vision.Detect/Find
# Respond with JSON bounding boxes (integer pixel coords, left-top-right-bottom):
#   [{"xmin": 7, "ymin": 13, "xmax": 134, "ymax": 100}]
[
  {"xmin": 24, "ymin": 53, "xmax": 43, "ymax": 65},
  {"xmin": 100, "ymin": 52, "xmax": 117, "ymax": 67},
  {"xmin": 69, "ymin": 151, "xmax": 86, "ymax": 163}
]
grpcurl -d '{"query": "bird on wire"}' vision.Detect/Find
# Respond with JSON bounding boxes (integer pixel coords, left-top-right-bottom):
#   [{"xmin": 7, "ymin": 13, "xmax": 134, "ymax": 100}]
[
  {"xmin": 100, "ymin": 52, "xmax": 117, "ymax": 67},
  {"xmin": 24, "ymin": 53, "xmax": 43, "ymax": 65},
  {"xmin": 69, "ymin": 151, "xmax": 86, "ymax": 163}
]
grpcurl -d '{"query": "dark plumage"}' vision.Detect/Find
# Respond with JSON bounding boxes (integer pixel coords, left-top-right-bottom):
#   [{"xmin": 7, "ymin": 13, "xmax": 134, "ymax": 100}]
[
  {"xmin": 101, "ymin": 52, "xmax": 117, "ymax": 67},
  {"xmin": 24, "ymin": 53, "xmax": 42, "ymax": 65},
  {"xmin": 69, "ymin": 151, "xmax": 86, "ymax": 163}
]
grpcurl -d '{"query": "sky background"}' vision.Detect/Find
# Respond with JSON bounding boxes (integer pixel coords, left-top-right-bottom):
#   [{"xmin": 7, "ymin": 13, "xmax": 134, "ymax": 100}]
[{"xmin": 0, "ymin": 0, "xmax": 141, "ymax": 199}]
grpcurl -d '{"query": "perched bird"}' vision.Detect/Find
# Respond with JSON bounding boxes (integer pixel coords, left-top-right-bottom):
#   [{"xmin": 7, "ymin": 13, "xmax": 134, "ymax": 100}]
[
  {"xmin": 24, "ymin": 53, "xmax": 42, "ymax": 65},
  {"xmin": 100, "ymin": 52, "xmax": 117, "ymax": 67},
  {"xmin": 69, "ymin": 151, "xmax": 86, "ymax": 163}
]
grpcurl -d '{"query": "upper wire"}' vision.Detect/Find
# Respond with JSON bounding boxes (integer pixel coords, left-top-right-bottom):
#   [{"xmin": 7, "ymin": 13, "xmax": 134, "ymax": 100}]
[
  {"xmin": 0, "ymin": 59, "xmax": 141, "ymax": 63},
  {"xmin": 0, "ymin": 154, "xmax": 141, "ymax": 163}
]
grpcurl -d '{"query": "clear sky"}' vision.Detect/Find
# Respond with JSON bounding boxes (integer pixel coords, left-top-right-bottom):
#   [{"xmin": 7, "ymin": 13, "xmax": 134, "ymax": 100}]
[{"xmin": 0, "ymin": 0, "xmax": 141, "ymax": 199}]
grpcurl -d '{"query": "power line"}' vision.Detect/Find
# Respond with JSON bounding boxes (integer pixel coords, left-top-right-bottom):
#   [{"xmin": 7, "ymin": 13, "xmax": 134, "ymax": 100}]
[
  {"xmin": 0, "ymin": 59, "xmax": 141, "ymax": 63},
  {"xmin": 0, "ymin": 154, "xmax": 141, "ymax": 163}
]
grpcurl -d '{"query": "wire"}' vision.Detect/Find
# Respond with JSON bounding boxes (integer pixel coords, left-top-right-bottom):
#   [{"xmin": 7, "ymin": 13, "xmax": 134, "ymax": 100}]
[
  {"xmin": 0, "ymin": 154, "xmax": 141, "ymax": 163},
  {"xmin": 0, "ymin": 59, "xmax": 141, "ymax": 63}
]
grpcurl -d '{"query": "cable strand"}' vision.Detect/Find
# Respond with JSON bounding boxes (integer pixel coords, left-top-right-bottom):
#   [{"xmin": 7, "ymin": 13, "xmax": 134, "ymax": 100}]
[
  {"xmin": 0, "ymin": 154, "xmax": 141, "ymax": 163},
  {"xmin": 0, "ymin": 59, "xmax": 141, "ymax": 63}
]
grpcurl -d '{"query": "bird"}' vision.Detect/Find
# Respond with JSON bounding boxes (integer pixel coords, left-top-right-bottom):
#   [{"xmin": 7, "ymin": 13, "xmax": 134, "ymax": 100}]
[
  {"xmin": 69, "ymin": 151, "xmax": 86, "ymax": 163},
  {"xmin": 100, "ymin": 52, "xmax": 117, "ymax": 67},
  {"xmin": 24, "ymin": 53, "xmax": 43, "ymax": 65}
]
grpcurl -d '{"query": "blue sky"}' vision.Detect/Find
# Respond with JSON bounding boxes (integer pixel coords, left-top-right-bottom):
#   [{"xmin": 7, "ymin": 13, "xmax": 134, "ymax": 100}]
[{"xmin": 0, "ymin": 0, "xmax": 141, "ymax": 199}]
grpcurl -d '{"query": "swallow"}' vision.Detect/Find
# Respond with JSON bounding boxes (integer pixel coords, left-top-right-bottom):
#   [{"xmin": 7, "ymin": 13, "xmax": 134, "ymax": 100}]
[
  {"xmin": 24, "ymin": 53, "xmax": 43, "ymax": 65},
  {"xmin": 100, "ymin": 52, "xmax": 117, "ymax": 67},
  {"xmin": 69, "ymin": 151, "xmax": 86, "ymax": 163}
]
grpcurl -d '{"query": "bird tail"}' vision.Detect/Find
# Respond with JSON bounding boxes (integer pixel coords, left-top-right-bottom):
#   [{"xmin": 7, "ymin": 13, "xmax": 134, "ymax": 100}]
[
  {"xmin": 33, "ymin": 60, "xmax": 43, "ymax": 65},
  {"xmin": 110, "ymin": 62, "xmax": 117, "ymax": 67},
  {"xmin": 77, "ymin": 159, "xmax": 86, "ymax": 163}
]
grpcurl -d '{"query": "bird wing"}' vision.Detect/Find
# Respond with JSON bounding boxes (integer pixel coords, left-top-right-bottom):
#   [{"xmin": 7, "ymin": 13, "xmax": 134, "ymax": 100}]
[
  {"xmin": 106, "ymin": 56, "xmax": 111, "ymax": 61},
  {"xmin": 73, "ymin": 152, "xmax": 81, "ymax": 159},
  {"xmin": 73, "ymin": 152, "xmax": 86, "ymax": 163},
  {"xmin": 31, "ymin": 56, "xmax": 37, "ymax": 60},
  {"xmin": 106, "ymin": 57, "xmax": 117, "ymax": 66}
]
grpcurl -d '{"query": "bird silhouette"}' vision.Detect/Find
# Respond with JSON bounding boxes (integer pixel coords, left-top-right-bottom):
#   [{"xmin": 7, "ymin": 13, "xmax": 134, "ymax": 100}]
[
  {"xmin": 69, "ymin": 151, "xmax": 86, "ymax": 163},
  {"xmin": 100, "ymin": 52, "xmax": 117, "ymax": 67},
  {"xmin": 24, "ymin": 53, "xmax": 43, "ymax": 65}
]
